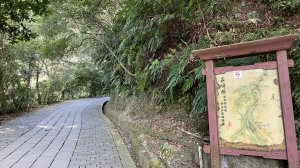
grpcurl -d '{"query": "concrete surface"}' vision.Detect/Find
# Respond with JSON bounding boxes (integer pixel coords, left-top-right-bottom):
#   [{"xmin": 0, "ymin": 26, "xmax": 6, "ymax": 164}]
[{"xmin": 0, "ymin": 98, "xmax": 135, "ymax": 168}]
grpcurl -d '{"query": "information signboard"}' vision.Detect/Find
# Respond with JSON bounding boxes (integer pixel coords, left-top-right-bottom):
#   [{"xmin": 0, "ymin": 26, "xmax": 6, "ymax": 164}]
[
  {"xmin": 216, "ymin": 69, "xmax": 285, "ymax": 151},
  {"xmin": 192, "ymin": 35, "xmax": 299, "ymax": 168}
]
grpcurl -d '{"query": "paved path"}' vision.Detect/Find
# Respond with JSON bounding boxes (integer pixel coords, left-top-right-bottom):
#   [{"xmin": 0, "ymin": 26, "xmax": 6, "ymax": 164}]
[{"xmin": 0, "ymin": 98, "xmax": 133, "ymax": 168}]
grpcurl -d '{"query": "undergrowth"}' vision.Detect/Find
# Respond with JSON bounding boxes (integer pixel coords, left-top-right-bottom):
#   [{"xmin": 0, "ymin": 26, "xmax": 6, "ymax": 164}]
[{"xmin": 92, "ymin": 0, "xmax": 300, "ymax": 145}]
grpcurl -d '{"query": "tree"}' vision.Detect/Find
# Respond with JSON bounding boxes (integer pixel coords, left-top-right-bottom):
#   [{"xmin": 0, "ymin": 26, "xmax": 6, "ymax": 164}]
[{"xmin": 0, "ymin": 0, "xmax": 49, "ymax": 43}]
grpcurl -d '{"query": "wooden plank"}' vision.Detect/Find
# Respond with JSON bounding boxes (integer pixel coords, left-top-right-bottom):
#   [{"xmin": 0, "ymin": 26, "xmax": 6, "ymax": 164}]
[
  {"xmin": 192, "ymin": 35, "xmax": 299, "ymax": 61},
  {"xmin": 202, "ymin": 59, "xmax": 294, "ymax": 75},
  {"xmin": 277, "ymin": 50, "xmax": 299, "ymax": 168},
  {"xmin": 205, "ymin": 60, "xmax": 220, "ymax": 168},
  {"xmin": 203, "ymin": 145, "xmax": 300, "ymax": 161}
]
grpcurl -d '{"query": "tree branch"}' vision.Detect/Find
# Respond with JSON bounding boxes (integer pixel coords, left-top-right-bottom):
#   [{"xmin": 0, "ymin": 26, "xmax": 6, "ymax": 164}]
[
  {"xmin": 84, "ymin": 25, "xmax": 136, "ymax": 77},
  {"xmin": 199, "ymin": 7, "xmax": 218, "ymax": 46}
]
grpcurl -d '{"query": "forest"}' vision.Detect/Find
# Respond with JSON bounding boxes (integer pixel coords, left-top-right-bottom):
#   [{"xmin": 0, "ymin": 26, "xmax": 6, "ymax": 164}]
[{"xmin": 0, "ymin": 0, "xmax": 300, "ymax": 144}]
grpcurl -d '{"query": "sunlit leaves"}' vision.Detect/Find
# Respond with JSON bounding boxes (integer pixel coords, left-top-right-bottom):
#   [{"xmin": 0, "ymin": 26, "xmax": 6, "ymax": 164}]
[{"xmin": 0, "ymin": 0, "xmax": 50, "ymax": 43}]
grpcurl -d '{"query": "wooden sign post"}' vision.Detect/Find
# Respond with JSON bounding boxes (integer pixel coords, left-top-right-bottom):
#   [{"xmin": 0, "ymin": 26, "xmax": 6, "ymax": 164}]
[{"xmin": 192, "ymin": 35, "xmax": 299, "ymax": 168}]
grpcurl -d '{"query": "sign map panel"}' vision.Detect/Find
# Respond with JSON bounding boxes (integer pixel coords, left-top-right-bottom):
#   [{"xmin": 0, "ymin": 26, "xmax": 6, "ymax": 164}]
[{"xmin": 215, "ymin": 69, "xmax": 285, "ymax": 151}]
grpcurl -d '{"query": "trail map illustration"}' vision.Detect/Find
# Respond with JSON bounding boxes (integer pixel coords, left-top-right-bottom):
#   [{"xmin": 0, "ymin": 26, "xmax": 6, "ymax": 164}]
[{"xmin": 216, "ymin": 69, "xmax": 285, "ymax": 150}]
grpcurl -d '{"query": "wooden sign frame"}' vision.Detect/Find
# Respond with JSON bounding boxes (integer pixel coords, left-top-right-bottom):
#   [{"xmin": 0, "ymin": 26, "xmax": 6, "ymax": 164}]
[{"xmin": 192, "ymin": 35, "xmax": 300, "ymax": 168}]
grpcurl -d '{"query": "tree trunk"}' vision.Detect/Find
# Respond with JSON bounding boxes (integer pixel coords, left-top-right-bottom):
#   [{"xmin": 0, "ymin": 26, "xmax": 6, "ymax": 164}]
[
  {"xmin": 36, "ymin": 63, "xmax": 41, "ymax": 104},
  {"xmin": 62, "ymin": 90, "xmax": 65, "ymax": 100},
  {"xmin": 25, "ymin": 57, "xmax": 34, "ymax": 110}
]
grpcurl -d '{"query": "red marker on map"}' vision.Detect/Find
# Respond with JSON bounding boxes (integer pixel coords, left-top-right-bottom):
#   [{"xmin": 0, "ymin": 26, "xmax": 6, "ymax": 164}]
[{"xmin": 228, "ymin": 121, "xmax": 232, "ymax": 128}]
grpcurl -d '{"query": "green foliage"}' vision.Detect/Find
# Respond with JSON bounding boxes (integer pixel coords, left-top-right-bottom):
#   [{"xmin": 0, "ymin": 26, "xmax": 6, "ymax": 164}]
[
  {"xmin": 214, "ymin": 29, "xmax": 236, "ymax": 44},
  {"xmin": 40, "ymin": 38, "xmax": 69, "ymax": 60},
  {"xmin": 112, "ymin": 0, "xmax": 201, "ymax": 64},
  {"xmin": 258, "ymin": 0, "xmax": 300, "ymax": 13},
  {"xmin": 0, "ymin": 0, "xmax": 50, "ymax": 43},
  {"xmin": 243, "ymin": 27, "xmax": 293, "ymax": 41},
  {"xmin": 149, "ymin": 59, "xmax": 164, "ymax": 81},
  {"xmin": 287, "ymin": 46, "xmax": 300, "ymax": 147},
  {"xmin": 204, "ymin": 0, "xmax": 233, "ymax": 15},
  {"xmin": 2, "ymin": 0, "xmax": 300, "ymax": 145},
  {"xmin": 0, "ymin": 41, "xmax": 36, "ymax": 114},
  {"xmin": 81, "ymin": 0, "xmax": 300, "ymax": 123},
  {"xmin": 290, "ymin": 47, "xmax": 300, "ymax": 115},
  {"xmin": 165, "ymin": 44, "xmax": 198, "ymax": 97}
]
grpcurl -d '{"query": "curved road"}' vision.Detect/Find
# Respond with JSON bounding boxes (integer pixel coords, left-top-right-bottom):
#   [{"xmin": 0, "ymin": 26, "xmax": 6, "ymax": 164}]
[{"xmin": 0, "ymin": 98, "xmax": 131, "ymax": 168}]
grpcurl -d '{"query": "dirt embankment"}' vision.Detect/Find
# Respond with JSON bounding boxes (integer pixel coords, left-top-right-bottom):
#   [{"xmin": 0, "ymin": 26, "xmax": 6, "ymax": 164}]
[
  {"xmin": 105, "ymin": 94, "xmax": 203, "ymax": 168},
  {"xmin": 105, "ymin": 94, "xmax": 288, "ymax": 168}
]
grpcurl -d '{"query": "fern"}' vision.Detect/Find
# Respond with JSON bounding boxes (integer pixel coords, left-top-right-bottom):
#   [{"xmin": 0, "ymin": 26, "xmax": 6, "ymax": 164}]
[
  {"xmin": 191, "ymin": 76, "xmax": 207, "ymax": 115},
  {"xmin": 182, "ymin": 77, "xmax": 194, "ymax": 93},
  {"xmin": 258, "ymin": 0, "xmax": 300, "ymax": 13},
  {"xmin": 137, "ymin": 70, "xmax": 149, "ymax": 92},
  {"xmin": 149, "ymin": 59, "xmax": 163, "ymax": 81}
]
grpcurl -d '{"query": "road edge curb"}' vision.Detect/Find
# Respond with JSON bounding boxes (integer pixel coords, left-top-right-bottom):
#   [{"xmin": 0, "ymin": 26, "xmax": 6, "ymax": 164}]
[{"xmin": 99, "ymin": 99, "xmax": 136, "ymax": 168}]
